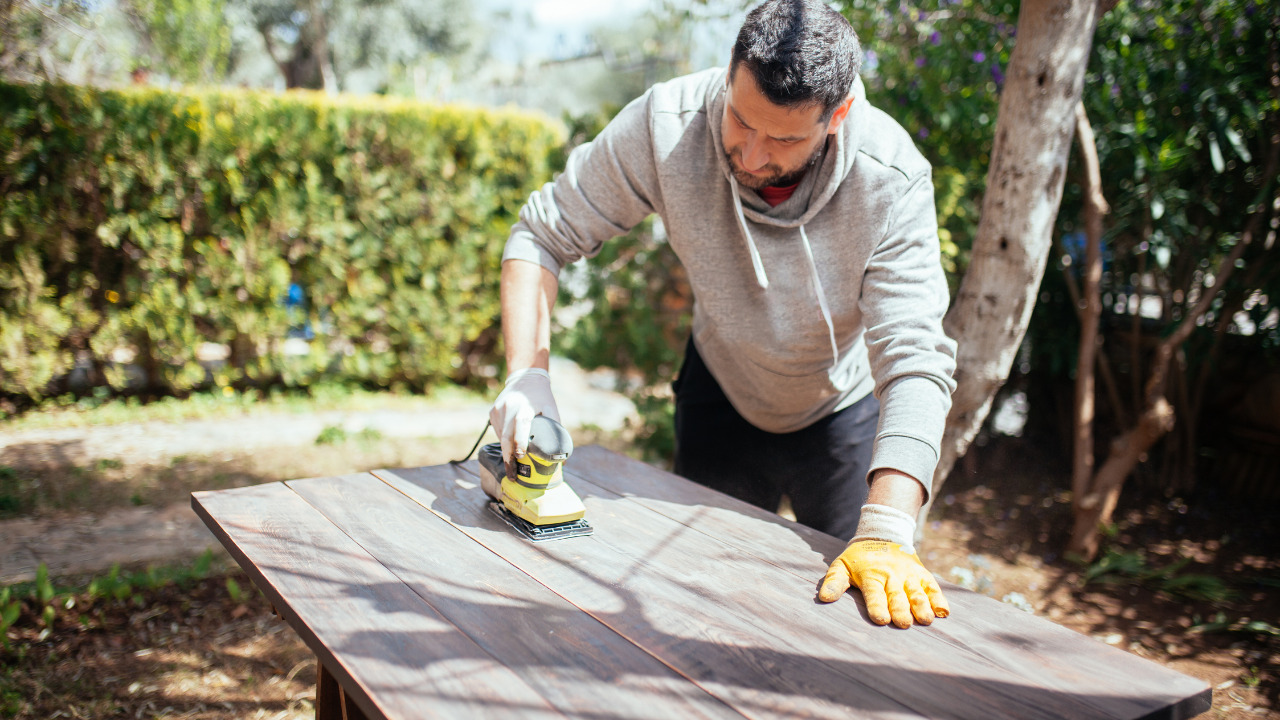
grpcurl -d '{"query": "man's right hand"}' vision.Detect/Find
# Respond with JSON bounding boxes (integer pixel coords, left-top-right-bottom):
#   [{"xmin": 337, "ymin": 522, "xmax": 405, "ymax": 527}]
[
  {"xmin": 489, "ymin": 367, "xmax": 560, "ymax": 465},
  {"xmin": 817, "ymin": 540, "xmax": 949, "ymax": 628}
]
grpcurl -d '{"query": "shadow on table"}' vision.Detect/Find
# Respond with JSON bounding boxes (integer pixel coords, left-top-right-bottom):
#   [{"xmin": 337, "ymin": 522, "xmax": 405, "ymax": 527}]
[{"xmin": 346, "ymin": 448, "xmax": 1207, "ymax": 720}]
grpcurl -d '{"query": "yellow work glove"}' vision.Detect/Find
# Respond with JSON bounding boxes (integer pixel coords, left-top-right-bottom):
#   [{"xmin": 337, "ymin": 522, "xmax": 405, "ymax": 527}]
[{"xmin": 818, "ymin": 540, "xmax": 950, "ymax": 628}]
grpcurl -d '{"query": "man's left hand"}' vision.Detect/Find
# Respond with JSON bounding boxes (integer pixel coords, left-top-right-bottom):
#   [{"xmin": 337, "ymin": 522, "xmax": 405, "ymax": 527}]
[{"xmin": 817, "ymin": 540, "xmax": 949, "ymax": 628}]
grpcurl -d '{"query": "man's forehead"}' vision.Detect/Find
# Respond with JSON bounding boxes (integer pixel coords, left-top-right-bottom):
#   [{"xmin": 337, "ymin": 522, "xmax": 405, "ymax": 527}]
[{"xmin": 725, "ymin": 74, "xmax": 827, "ymax": 136}]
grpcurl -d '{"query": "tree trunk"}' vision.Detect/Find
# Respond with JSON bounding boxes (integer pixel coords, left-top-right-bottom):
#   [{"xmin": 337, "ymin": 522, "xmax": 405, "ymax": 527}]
[
  {"xmin": 1067, "ymin": 397, "xmax": 1175, "ymax": 559},
  {"xmin": 1070, "ymin": 102, "xmax": 1108, "ymax": 509},
  {"xmin": 258, "ymin": 2, "xmax": 335, "ymax": 91},
  {"xmin": 925, "ymin": 0, "xmax": 1103, "ymax": 513}
]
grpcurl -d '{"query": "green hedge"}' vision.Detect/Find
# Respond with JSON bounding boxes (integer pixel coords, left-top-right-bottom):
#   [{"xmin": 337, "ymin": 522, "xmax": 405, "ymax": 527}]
[{"xmin": 0, "ymin": 83, "xmax": 564, "ymax": 401}]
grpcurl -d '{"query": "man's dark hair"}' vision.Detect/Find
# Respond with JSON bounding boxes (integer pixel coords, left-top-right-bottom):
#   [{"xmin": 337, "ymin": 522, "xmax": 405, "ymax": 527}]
[{"xmin": 730, "ymin": 0, "xmax": 863, "ymax": 122}]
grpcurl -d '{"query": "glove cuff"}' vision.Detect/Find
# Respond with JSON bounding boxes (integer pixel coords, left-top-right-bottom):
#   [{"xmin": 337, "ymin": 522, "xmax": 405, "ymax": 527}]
[
  {"xmin": 852, "ymin": 504, "xmax": 917, "ymax": 553},
  {"xmin": 505, "ymin": 367, "xmax": 550, "ymax": 386}
]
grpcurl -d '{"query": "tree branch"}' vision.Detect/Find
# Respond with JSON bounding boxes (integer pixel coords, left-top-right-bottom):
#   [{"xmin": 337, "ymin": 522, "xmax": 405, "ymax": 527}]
[
  {"xmin": 1143, "ymin": 125, "xmax": 1280, "ymax": 407},
  {"xmin": 1071, "ymin": 101, "xmax": 1109, "ymax": 502}
]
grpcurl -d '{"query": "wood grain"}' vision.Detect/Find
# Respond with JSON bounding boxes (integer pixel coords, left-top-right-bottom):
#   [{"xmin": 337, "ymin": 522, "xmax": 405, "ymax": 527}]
[
  {"xmin": 375, "ymin": 449, "xmax": 1209, "ymax": 719},
  {"xmin": 192, "ymin": 481, "xmax": 566, "ymax": 720},
  {"xmin": 377, "ymin": 464, "xmax": 1029, "ymax": 718},
  {"xmin": 565, "ymin": 445, "xmax": 1212, "ymax": 719},
  {"xmin": 286, "ymin": 471, "xmax": 740, "ymax": 720},
  {"xmin": 192, "ymin": 446, "xmax": 1209, "ymax": 720}
]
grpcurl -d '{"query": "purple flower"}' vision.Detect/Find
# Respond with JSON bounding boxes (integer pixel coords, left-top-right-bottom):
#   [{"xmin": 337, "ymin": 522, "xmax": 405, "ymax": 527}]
[
  {"xmin": 917, "ymin": 127, "xmax": 930, "ymax": 139},
  {"xmin": 991, "ymin": 63, "xmax": 1005, "ymax": 86},
  {"xmin": 930, "ymin": 31, "xmax": 941, "ymax": 45},
  {"xmin": 915, "ymin": 56, "xmax": 927, "ymax": 67},
  {"xmin": 972, "ymin": 51, "xmax": 986, "ymax": 63},
  {"xmin": 1111, "ymin": 83, "xmax": 1120, "ymax": 98}
]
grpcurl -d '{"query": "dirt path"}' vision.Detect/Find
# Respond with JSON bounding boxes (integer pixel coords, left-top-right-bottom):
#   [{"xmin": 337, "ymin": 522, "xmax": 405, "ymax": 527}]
[{"xmin": 0, "ymin": 358, "xmax": 637, "ymax": 584}]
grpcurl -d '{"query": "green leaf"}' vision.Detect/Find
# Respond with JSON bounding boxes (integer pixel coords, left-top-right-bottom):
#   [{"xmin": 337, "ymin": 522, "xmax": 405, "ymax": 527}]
[
  {"xmin": 0, "ymin": 601, "xmax": 19, "ymax": 629},
  {"xmin": 226, "ymin": 577, "xmax": 243, "ymax": 603},
  {"xmin": 1208, "ymin": 133, "xmax": 1225, "ymax": 173},
  {"xmin": 1222, "ymin": 125, "xmax": 1252, "ymax": 162},
  {"xmin": 35, "ymin": 563, "xmax": 53, "ymax": 604}
]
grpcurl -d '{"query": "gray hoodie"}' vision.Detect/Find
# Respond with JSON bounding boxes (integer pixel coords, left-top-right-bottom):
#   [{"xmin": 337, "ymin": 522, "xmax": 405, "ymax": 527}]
[{"xmin": 503, "ymin": 67, "xmax": 957, "ymax": 492}]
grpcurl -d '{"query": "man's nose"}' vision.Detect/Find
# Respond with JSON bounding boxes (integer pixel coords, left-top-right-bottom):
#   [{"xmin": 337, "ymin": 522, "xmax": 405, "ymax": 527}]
[{"xmin": 741, "ymin": 134, "xmax": 769, "ymax": 172}]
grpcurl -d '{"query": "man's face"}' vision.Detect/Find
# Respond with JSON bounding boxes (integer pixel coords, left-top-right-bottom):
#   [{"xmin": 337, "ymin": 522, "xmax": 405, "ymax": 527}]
[{"xmin": 722, "ymin": 67, "xmax": 842, "ymax": 190}]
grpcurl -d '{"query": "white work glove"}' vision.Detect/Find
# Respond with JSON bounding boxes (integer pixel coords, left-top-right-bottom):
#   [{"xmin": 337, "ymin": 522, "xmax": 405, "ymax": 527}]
[{"xmin": 489, "ymin": 367, "xmax": 561, "ymax": 465}]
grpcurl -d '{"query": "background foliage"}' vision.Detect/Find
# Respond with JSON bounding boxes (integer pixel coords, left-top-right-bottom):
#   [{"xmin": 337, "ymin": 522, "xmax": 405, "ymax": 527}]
[
  {"xmin": 825, "ymin": 0, "xmax": 1278, "ymax": 495},
  {"xmin": 0, "ymin": 81, "xmax": 563, "ymax": 406},
  {"xmin": 1063, "ymin": 0, "xmax": 1279, "ymax": 495}
]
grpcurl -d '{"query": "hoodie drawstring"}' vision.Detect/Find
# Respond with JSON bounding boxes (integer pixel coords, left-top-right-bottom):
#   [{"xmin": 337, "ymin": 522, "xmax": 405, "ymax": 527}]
[
  {"xmin": 729, "ymin": 174, "xmax": 769, "ymax": 289},
  {"xmin": 728, "ymin": 177, "xmax": 840, "ymax": 367},
  {"xmin": 799, "ymin": 224, "xmax": 840, "ymax": 366}
]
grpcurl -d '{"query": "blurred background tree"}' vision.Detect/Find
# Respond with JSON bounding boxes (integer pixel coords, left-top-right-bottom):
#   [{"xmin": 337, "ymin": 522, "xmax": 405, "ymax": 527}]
[
  {"xmin": 120, "ymin": 0, "xmax": 231, "ymax": 84},
  {"xmin": 0, "ymin": 0, "xmax": 104, "ymax": 84},
  {"xmin": 225, "ymin": 0, "xmax": 483, "ymax": 92},
  {"xmin": 0, "ymin": 0, "xmax": 486, "ymax": 93}
]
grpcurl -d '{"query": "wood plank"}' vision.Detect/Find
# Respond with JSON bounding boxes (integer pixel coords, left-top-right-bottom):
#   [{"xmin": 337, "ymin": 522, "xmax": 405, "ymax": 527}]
[
  {"xmin": 567, "ymin": 445, "xmax": 846, "ymax": 567},
  {"xmin": 563, "ymin": 446, "xmax": 1212, "ymax": 720},
  {"xmin": 286, "ymin": 471, "xmax": 742, "ymax": 720},
  {"xmin": 191, "ymin": 481, "xmax": 566, "ymax": 720},
  {"xmin": 375, "ymin": 464, "xmax": 1046, "ymax": 719},
  {"xmin": 550, "ymin": 463, "xmax": 1205, "ymax": 720},
  {"xmin": 375, "ymin": 454, "xmax": 1208, "ymax": 720}
]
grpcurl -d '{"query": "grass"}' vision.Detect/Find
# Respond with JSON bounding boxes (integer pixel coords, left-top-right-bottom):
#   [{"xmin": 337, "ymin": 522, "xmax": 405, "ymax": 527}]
[
  {"xmin": 0, "ymin": 381, "xmax": 489, "ymax": 434},
  {"xmin": 0, "ymin": 435, "xmax": 472, "ymax": 518},
  {"xmin": 0, "ymin": 552, "xmax": 224, "ymax": 649},
  {"xmin": 0, "ymin": 380, "xmax": 526, "ymax": 518},
  {"xmin": 1083, "ymin": 547, "xmax": 1234, "ymax": 603},
  {"xmin": 0, "ymin": 421, "xmax": 630, "ymax": 519}
]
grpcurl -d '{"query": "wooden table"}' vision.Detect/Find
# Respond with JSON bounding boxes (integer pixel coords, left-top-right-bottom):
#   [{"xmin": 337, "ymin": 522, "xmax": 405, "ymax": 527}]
[{"xmin": 192, "ymin": 445, "xmax": 1211, "ymax": 720}]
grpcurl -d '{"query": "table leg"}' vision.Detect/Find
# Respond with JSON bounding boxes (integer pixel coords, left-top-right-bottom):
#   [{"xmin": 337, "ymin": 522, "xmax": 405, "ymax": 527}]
[{"xmin": 316, "ymin": 658, "xmax": 369, "ymax": 720}]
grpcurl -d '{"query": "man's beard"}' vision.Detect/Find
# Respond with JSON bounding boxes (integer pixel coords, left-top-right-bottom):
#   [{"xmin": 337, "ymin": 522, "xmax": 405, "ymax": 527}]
[{"xmin": 726, "ymin": 142, "xmax": 825, "ymax": 191}]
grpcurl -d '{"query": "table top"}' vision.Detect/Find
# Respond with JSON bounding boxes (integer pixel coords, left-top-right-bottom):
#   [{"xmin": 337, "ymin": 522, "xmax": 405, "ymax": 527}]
[{"xmin": 192, "ymin": 445, "xmax": 1211, "ymax": 720}]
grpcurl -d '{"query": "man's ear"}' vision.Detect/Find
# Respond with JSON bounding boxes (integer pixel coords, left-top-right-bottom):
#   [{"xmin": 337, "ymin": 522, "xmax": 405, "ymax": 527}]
[{"xmin": 826, "ymin": 95, "xmax": 856, "ymax": 134}]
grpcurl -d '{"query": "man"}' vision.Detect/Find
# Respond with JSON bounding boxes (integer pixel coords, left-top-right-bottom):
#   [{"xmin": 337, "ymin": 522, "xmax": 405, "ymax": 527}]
[{"xmin": 490, "ymin": 0, "xmax": 956, "ymax": 629}]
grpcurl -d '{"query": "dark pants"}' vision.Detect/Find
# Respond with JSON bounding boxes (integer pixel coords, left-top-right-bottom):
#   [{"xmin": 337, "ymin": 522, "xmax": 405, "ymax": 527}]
[{"xmin": 672, "ymin": 338, "xmax": 879, "ymax": 540}]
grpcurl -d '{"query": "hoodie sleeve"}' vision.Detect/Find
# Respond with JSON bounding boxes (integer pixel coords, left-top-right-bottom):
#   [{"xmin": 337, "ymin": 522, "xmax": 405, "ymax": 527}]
[
  {"xmin": 860, "ymin": 170, "xmax": 958, "ymax": 498},
  {"xmin": 502, "ymin": 93, "xmax": 662, "ymax": 276}
]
